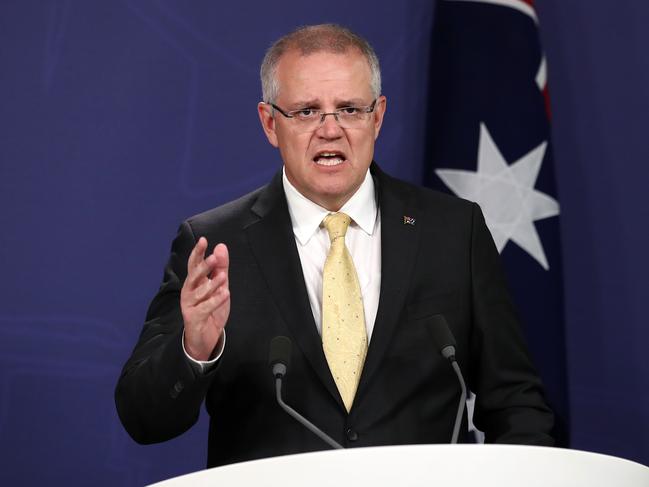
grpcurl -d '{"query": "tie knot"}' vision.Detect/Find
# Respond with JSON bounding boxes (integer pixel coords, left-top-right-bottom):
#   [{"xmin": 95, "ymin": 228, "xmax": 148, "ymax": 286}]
[{"xmin": 323, "ymin": 212, "xmax": 351, "ymax": 242}]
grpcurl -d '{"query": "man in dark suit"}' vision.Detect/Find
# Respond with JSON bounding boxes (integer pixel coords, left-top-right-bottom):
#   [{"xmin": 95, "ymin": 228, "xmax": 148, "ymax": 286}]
[{"xmin": 115, "ymin": 24, "xmax": 554, "ymax": 468}]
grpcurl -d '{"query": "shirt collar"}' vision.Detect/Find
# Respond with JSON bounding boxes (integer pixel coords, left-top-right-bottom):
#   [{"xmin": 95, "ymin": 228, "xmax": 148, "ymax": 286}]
[{"xmin": 282, "ymin": 167, "xmax": 378, "ymax": 246}]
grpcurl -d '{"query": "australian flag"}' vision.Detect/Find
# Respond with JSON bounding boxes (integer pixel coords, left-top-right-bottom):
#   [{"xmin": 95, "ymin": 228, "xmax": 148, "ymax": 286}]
[{"xmin": 424, "ymin": 0, "xmax": 570, "ymax": 445}]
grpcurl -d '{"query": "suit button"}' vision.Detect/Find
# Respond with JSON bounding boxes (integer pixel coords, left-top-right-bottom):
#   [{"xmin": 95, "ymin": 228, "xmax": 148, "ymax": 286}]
[
  {"xmin": 170, "ymin": 381, "xmax": 184, "ymax": 398},
  {"xmin": 346, "ymin": 428, "xmax": 358, "ymax": 442}
]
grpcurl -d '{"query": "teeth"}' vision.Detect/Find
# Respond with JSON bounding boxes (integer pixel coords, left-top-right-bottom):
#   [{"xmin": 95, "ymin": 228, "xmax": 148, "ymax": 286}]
[{"xmin": 315, "ymin": 157, "xmax": 344, "ymax": 166}]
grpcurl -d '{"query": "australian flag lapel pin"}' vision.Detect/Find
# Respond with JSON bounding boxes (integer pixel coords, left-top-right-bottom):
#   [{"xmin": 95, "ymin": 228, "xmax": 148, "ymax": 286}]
[{"xmin": 403, "ymin": 215, "xmax": 416, "ymax": 226}]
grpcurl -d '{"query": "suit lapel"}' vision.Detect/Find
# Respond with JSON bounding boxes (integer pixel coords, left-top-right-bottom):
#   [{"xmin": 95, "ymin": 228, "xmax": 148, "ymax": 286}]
[
  {"xmin": 245, "ymin": 171, "xmax": 342, "ymax": 407},
  {"xmin": 353, "ymin": 164, "xmax": 421, "ymax": 410}
]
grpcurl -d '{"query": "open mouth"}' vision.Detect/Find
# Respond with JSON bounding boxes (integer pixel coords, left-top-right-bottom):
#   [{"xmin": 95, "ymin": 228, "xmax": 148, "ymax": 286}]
[{"xmin": 313, "ymin": 151, "xmax": 347, "ymax": 167}]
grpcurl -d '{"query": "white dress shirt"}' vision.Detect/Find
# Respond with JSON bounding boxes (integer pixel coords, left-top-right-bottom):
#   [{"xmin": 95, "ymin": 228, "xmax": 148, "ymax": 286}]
[{"xmin": 283, "ymin": 167, "xmax": 382, "ymax": 340}]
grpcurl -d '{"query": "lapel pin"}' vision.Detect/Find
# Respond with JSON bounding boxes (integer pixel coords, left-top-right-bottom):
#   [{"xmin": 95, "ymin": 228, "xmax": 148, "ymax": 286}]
[{"xmin": 403, "ymin": 216, "xmax": 416, "ymax": 226}]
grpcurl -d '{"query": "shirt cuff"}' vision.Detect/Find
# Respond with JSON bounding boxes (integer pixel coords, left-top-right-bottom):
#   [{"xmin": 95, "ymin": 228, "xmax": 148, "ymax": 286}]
[{"xmin": 182, "ymin": 330, "xmax": 226, "ymax": 374}]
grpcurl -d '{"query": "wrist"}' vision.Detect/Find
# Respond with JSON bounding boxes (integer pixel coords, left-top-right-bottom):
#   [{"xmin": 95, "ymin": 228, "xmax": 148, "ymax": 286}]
[{"xmin": 183, "ymin": 332, "xmax": 219, "ymax": 361}]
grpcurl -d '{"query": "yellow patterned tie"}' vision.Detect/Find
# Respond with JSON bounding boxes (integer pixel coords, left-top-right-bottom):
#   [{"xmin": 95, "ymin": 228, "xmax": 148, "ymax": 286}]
[{"xmin": 321, "ymin": 212, "xmax": 368, "ymax": 412}]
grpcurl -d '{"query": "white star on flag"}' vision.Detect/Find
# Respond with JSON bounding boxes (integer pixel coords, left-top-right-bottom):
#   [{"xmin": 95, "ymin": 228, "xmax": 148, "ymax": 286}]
[{"xmin": 436, "ymin": 123, "xmax": 560, "ymax": 270}]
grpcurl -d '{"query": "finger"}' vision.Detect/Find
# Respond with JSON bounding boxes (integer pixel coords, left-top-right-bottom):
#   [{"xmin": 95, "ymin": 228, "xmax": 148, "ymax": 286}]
[
  {"xmin": 191, "ymin": 271, "xmax": 228, "ymax": 304},
  {"xmin": 187, "ymin": 237, "xmax": 208, "ymax": 273},
  {"xmin": 187, "ymin": 254, "xmax": 219, "ymax": 290},
  {"xmin": 194, "ymin": 286, "xmax": 230, "ymax": 315},
  {"xmin": 210, "ymin": 243, "xmax": 229, "ymax": 279}
]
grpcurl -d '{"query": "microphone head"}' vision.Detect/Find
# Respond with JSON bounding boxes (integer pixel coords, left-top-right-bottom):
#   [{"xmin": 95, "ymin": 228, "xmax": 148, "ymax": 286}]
[
  {"xmin": 268, "ymin": 336, "xmax": 292, "ymax": 369},
  {"xmin": 427, "ymin": 315, "xmax": 457, "ymax": 360},
  {"xmin": 440, "ymin": 345, "xmax": 456, "ymax": 360}
]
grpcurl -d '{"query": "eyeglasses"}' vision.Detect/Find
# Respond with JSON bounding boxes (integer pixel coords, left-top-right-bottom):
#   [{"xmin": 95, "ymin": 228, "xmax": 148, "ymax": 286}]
[{"xmin": 268, "ymin": 99, "xmax": 378, "ymax": 132}]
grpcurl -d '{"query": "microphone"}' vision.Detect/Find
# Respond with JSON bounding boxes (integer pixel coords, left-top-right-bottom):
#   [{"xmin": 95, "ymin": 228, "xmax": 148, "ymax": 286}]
[
  {"xmin": 268, "ymin": 336, "xmax": 344, "ymax": 450},
  {"xmin": 428, "ymin": 315, "xmax": 468, "ymax": 444},
  {"xmin": 269, "ymin": 335, "xmax": 292, "ymax": 378}
]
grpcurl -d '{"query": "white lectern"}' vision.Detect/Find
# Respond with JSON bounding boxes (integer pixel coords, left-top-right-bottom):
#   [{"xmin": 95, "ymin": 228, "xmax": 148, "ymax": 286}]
[{"xmin": 149, "ymin": 444, "xmax": 649, "ymax": 487}]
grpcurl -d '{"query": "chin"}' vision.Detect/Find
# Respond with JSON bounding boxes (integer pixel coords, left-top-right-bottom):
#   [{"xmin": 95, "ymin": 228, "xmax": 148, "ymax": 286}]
[{"xmin": 315, "ymin": 186, "xmax": 355, "ymax": 207}]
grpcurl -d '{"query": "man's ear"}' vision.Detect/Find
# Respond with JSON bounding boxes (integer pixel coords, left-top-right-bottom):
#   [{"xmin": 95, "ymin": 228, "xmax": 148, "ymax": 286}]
[
  {"xmin": 372, "ymin": 95, "xmax": 387, "ymax": 141},
  {"xmin": 257, "ymin": 102, "xmax": 279, "ymax": 147}
]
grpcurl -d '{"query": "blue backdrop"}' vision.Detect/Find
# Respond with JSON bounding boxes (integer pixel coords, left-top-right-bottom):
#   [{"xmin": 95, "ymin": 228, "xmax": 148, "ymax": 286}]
[{"xmin": 0, "ymin": 1, "xmax": 647, "ymax": 485}]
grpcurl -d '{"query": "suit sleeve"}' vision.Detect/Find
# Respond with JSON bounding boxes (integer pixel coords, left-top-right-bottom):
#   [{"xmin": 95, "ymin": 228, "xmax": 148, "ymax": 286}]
[
  {"xmin": 114, "ymin": 221, "xmax": 218, "ymax": 444},
  {"xmin": 467, "ymin": 203, "xmax": 555, "ymax": 445}
]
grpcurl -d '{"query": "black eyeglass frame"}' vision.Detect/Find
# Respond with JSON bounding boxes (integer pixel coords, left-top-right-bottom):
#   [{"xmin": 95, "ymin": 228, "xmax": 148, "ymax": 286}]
[{"xmin": 268, "ymin": 99, "xmax": 378, "ymax": 126}]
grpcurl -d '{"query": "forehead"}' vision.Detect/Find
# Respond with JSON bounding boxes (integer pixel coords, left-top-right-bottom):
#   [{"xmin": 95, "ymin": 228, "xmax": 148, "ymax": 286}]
[{"xmin": 275, "ymin": 49, "xmax": 373, "ymax": 103}]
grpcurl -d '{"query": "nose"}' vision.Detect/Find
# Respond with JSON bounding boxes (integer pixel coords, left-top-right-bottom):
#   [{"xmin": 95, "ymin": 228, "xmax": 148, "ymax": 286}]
[{"xmin": 316, "ymin": 112, "xmax": 343, "ymax": 139}]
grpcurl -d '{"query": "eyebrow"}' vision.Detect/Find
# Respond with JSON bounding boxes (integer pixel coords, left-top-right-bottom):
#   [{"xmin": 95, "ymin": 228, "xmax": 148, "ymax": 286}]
[
  {"xmin": 335, "ymin": 98, "xmax": 368, "ymax": 107},
  {"xmin": 286, "ymin": 98, "xmax": 369, "ymax": 109},
  {"xmin": 286, "ymin": 99, "xmax": 320, "ymax": 109}
]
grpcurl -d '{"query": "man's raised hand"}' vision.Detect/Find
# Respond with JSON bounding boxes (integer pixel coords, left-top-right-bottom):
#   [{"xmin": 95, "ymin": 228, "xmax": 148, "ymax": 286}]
[{"xmin": 180, "ymin": 237, "xmax": 230, "ymax": 361}]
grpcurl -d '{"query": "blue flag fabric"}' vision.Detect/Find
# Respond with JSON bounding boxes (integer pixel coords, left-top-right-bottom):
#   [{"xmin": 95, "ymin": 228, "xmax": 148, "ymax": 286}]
[{"xmin": 424, "ymin": 0, "xmax": 570, "ymax": 445}]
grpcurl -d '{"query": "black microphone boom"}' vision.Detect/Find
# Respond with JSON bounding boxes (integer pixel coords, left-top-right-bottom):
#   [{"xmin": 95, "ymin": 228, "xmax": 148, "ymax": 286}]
[
  {"xmin": 428, "ymin": 315, "xmax": 468, "ymax": 444},
  {"xmin": 268, "ymin": 336, "xmax": 344, "ymax": 450}
]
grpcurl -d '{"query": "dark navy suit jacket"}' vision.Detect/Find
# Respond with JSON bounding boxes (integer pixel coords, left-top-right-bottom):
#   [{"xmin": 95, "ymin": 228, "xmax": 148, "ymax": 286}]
[{"xmin": 115, "ymin": 163, "xmax": 554, "ymax": 467}]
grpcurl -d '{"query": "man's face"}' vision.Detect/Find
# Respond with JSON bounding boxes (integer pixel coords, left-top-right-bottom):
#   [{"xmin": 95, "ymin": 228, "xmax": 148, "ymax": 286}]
[{"xmin": 258, "ymin": 49, "xmax": 386, "ymax": 211}]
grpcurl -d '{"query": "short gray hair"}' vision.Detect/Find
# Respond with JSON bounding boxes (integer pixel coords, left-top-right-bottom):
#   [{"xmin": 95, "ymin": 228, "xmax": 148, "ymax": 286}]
[{"xmin": 260, "ymin": 24, "xmax": 381, "ymax": 103}]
